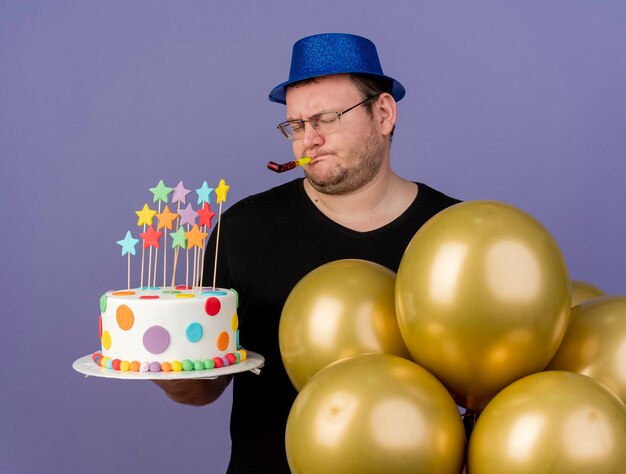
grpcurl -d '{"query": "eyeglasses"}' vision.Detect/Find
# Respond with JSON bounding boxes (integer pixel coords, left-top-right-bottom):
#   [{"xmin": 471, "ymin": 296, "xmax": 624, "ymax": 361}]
[{"xmin": 277, "ymin": 95, "xmax": 379, "ymax": 141}]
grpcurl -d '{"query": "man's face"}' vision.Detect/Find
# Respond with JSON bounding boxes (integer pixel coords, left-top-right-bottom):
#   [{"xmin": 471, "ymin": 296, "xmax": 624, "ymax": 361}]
[{"xmin": 285, "ymin": 74, "xmax": 388, "ymax": 195}]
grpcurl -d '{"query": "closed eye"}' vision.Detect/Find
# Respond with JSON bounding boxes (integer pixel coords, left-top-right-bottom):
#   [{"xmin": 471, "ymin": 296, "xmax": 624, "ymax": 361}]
[{"xmin": 313, "ymin": 113, "xmax": 339, "ymax": 124}]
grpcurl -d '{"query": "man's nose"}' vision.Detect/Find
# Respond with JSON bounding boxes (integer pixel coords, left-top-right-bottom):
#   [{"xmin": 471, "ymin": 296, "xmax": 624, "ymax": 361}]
[{"xmin": 301, "ymin": 121, "xmax": 323, "ymax": 148}]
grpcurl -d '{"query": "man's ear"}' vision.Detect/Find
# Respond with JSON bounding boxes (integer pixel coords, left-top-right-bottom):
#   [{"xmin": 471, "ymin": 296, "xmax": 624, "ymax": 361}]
[{"xmin": 374, "ymin": 92, "xmax": 397, "ymax": 136}]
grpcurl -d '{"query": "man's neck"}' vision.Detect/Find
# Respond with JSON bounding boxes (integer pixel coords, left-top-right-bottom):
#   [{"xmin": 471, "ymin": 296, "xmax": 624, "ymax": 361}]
[{"xmin": 302, "ymin": 168, "xmax": 417, "ymax": 232}]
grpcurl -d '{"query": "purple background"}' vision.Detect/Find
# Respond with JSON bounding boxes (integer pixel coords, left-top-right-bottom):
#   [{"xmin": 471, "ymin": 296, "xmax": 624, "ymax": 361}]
[{"xmin": 2, "ymin": 1, "xmax": 625, "ymax": 473}]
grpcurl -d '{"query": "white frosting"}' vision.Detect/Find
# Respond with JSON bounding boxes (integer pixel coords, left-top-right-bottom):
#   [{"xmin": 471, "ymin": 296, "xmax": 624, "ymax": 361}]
[{"xmin": 100, "ymin": 287, "xmax": 238, "ymax": 363}]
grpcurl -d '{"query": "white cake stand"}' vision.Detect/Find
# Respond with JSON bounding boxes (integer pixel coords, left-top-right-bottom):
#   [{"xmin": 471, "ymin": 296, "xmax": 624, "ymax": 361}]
[{"xmin": 72, "ymin": 350, "xmax": 264, "ymax": 380}]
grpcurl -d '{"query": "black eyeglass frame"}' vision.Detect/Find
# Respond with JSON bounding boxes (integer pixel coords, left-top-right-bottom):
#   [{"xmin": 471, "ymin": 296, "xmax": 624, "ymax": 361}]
[{"xmin": 277, "ymin": 94, "xmax": 380, "ymax": 140}]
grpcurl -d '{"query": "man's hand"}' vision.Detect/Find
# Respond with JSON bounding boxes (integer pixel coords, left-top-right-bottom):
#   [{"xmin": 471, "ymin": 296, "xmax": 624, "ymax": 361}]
[{"xmin": 154, "ymin": 375, "xmax": 233, "ymax": 405}]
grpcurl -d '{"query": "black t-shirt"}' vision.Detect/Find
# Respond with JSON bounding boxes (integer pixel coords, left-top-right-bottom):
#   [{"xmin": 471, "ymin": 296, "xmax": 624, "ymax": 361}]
[{"xmin": 204, "ymin": 178, "xmax": 460, "ymax": 474}]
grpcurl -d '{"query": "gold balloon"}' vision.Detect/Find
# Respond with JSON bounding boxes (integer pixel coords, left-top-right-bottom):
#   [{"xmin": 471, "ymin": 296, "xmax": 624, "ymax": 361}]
[
  {"xmin": 396, "ymin": 200, "xmax": 571, "ymax": 411},
  {"xmin": 571, "ymin": 279, "xmax": 605, "ymax": 307},
  {"xmin": 547, "ymin": 295, "xmax": 626, "ymax": 403},
  {"xmin": 279, "ymin": 259, "xmax": 411, "ymax": 391},
  {"xmin": 468, "ymin": 371, "xmax": 626, "ymax": 473},
  {"xmin": 286, "ymin": 353, "xmax": 466, "ymax": 474}
]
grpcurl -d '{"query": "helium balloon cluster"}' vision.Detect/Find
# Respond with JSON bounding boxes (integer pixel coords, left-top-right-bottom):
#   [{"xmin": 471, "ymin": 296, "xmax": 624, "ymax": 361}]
[{"xmin": 279, "ymin": 200, "xmax": 626, "ymax": 473}]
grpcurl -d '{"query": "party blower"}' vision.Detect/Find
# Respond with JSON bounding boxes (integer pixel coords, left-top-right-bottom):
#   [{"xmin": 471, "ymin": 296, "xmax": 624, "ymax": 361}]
[{"xmin": 267, "ymin": 157, "xmax": 311, "ymax": 173}]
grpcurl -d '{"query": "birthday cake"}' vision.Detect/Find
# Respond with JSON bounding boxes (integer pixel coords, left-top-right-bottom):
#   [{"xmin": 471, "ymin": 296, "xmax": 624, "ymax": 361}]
[
  {"xmin": 92, "ymin": 178, "xmax": 247, "ymax": 373},
  {"xmin": 93, "ymin": 286, "xmax": 246, "ymax": 372}
]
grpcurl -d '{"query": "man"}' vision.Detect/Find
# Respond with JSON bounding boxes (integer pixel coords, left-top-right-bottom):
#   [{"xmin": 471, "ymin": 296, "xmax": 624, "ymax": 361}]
[{"xmin": 156, "ymin": 33, "xmax": 460, "ymax": 473}]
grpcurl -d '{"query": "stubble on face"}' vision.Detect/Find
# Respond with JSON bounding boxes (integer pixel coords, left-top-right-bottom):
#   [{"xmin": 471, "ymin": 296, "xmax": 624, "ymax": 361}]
[{"xmin": 304, "ymin": 127, "xmax": 386, "ymax": 195}]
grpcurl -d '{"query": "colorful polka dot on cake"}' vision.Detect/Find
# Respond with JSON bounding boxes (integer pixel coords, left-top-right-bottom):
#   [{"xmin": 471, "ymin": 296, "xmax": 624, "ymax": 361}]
[
  {"xmin": 216, "ymin": 331, "xmax": 229, "ymax": 351},
  {"xmin": 205, "ymin": 297, "xmax": 221, "ymax": 316},
  {"xmin": 143, "ymin": 325, "xmax": 170, "ymax": 354},
  {"xmin": 100, "ymin": 294, "xmax": 108, "ymax": 312},
  {"xmin": 116, "ymin": 304, "xmax": 134, "ymax": 330},
  {"xmin": 101, "ymin": 331, "xmax": 112, "ymax": 350},
  {"xmin": 201, "ymin": 290, "xmax": 227, "ymax": 296},
  {"xmin": 231, "ymin": 312, "xmax": 239, "ymax": 331},
  {"xmin": 186, "ymin": 322, "xmax": 203, "ymax": 342}
]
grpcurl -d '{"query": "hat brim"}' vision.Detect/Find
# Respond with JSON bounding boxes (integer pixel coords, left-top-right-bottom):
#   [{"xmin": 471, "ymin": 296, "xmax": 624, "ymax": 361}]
[{"xmin": 268, "ymin": 72, "xmax": 405, "ymax": 104}]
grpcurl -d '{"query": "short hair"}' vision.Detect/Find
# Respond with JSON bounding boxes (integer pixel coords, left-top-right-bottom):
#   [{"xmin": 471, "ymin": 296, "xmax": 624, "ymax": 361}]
[
  {"xmin": 349, "ymin": 74, "xmax": 394, "ymax": 115},
  {"xmin": 350, "ymin": 74, "xmax": 396, "ymax": 139}
]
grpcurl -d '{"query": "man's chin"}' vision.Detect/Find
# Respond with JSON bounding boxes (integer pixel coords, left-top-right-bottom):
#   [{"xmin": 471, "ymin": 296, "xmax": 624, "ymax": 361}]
[{"xmin": 305, "ymin": 173, "xmax": 349, "ymax": 195}]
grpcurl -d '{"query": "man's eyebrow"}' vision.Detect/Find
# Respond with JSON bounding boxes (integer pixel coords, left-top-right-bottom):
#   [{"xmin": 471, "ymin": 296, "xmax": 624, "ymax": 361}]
[{"xmin": 285, "ymin": 108, "xmax": 334, "ymax": 122}]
